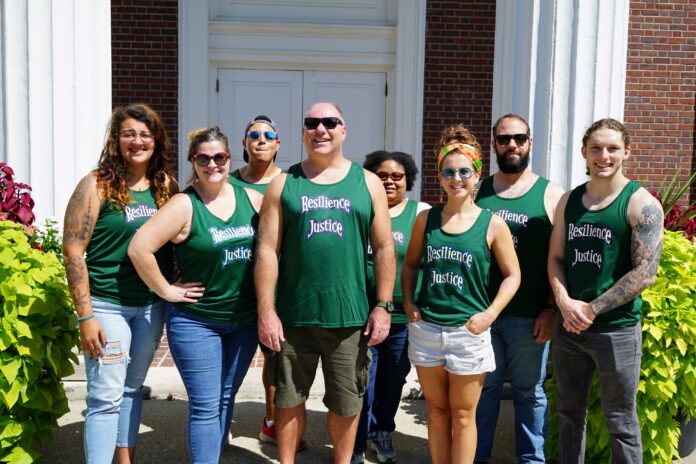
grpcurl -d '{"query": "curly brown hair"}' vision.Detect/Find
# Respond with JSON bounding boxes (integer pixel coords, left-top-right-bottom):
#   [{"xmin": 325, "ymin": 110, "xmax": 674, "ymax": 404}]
[
  {"xmin": 95, "ymin": 103, "xmax": 173, "ymax": 209},
  {"xmin": 435, "ymin": 124, "xmax": 482, "ymax": 155}
]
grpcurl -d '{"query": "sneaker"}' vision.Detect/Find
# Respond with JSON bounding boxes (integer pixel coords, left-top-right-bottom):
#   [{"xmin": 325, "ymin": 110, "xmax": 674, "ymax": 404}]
[
  {"xmin": 351, "ymin": 453, "xmax": 365, "ymax": 464},
  {"xmin": 258, "ymin": 417, "xmax": 307, "ymax": 452},
  {"xmin": 259, "ymin": 417, "xmax": 276, "ymax": 444},
  {"xmin": 370, "ymin": 430, "xmax": 398, "ymax": 463},
  {"xmin": 226, "ymin": 430, "xmax": 233, "ymax": 445}
]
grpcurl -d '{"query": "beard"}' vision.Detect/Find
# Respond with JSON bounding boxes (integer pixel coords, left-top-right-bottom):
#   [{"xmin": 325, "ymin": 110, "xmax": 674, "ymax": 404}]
[{"xmin": 496, "ymin": 147, "xmax": 530, "ymax": 173}]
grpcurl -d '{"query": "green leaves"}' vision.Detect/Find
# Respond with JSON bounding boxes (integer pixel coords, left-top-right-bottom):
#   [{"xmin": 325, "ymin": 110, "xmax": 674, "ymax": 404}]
[
  {"xmin": 0, "ymin": 221, "xmax": 79, "ymax": 462},
  {"xmin": 547, "ymin": 231, "xmax": 696, "ymax": 463}
]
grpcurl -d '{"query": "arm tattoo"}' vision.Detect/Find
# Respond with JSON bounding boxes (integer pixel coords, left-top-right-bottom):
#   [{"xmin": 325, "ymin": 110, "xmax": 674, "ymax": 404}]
[
  {"xmin": 64, "ymin": 254, "xmax": 91, "ymax": 316},
  {"xmin": 63, "ymin": 178, "xmax": 96, "ymax": 243},
  {"xmin": 590, "ymin": 203, "xmax": 664, "ymax": 315}
]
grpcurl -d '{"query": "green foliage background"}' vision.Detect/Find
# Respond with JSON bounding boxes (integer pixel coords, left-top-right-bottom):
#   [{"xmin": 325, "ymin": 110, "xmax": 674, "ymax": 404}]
[
  {"xmin": 0, "ymin": 221, "xmax": 79, "ymax": 463},
  {"xmin": 546, "ymin": 230, "xmax": 696, "ymax": 463}
]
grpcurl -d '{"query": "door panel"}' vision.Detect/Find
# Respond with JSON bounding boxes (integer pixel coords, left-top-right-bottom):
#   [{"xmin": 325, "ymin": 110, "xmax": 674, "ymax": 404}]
[
  {"xmin": 303, "ymin": 71, "xmax": 386, "ymax": 164},
  {"xmin": 217, "ymin": 69, "xmax": 303, "ymax": 169}
]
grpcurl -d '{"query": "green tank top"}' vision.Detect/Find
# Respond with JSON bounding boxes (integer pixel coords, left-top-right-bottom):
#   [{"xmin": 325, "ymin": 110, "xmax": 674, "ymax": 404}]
[
  {"xmin": 476, "ymin": 176, "xmax": 552, "ymax": 318},
  {"xmin": 86, "ymin": 188, "xmax": 170, "ymax": 306},
  {"xmin": 417, "ymin": 207, "xmax": 493, "ymax": 326},
  {"xmin": 564, "ymin": 180, "xmax": 642, "ymax": 328},
  {"xmin": 366, "ymin": 199, "xmax": 420, "ymax": 324},
  {"xmin": 277, "ymin": 162, "xmax": 374, "ymax": 328},
  {"xmin": 174, "ymin": 184, "xmax": 258, "ymax": 322},
  {"xmin": 228, "ymin": 169, "xmax": 269, "ymax": 194}
]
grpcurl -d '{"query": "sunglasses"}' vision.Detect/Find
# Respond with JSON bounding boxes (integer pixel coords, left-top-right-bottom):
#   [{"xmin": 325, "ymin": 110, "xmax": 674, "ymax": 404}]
[
  {"xmin": 440, "ymin": 167, "xmax": 475, "ymax": 180},
  {"xmin": 303, "ymin": 117, "xmax": 344, "ymax": 130},
  {"xmin": 192, "ymin": 152, "xmax": 230, "ymax": 167},
  {"xmin": 247, "ymin": 130, "xmax": 278, "ymax": 140},
  {"xmin": 376, "ymin": 171, "xmax": 405, "ymax": 182},
  {"xmin": 495, "ymin": 134, "xmax": 529, "ymax": 145}
]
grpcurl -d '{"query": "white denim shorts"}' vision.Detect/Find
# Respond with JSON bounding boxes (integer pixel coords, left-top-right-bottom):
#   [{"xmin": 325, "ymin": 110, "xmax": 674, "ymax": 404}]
[{"xmin": 407, "ymin": 319, "xmax": 495, "ymax": 376}]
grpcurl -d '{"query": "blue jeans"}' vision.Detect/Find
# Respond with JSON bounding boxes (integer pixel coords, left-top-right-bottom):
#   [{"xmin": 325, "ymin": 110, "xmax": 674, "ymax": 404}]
[
  {"xmin": 83, "ymin": 297, "xmax": 164, "ymax": 464},
  {"xmin": 552, "ymin": 320, "xmax": 642, "ymax": 464},
  {"xmin": 353, "ymin": 323, "xmax": 411, "ymax": 455},
  {"xmin": 167, "ymin": 307, "xmax": 258, "ymax": 464},
  {"xmin": 475, "ymin": 316, "xmax": 549, "ymax": 463}
]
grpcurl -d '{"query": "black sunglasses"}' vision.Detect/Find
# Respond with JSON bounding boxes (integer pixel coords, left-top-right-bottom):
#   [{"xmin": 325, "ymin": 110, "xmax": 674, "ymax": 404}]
[
  {"xmin": 303, "ymin": 117, "xmax": 344, "ymax": 130},
  {"xmin": 192, "ymin": 152, "xmax": 230, "ymax": 167},
  {"xmin": 495, "ymin": 134, "xmax": 529, "ymax": 145}
]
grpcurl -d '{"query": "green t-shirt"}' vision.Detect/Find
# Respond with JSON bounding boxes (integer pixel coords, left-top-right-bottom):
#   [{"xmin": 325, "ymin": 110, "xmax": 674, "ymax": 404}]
[
  {"xmin": 476, "ymin": 176, "xmax": 552, "ymax": 318},
  {"xmin": 86, "ymin": 188, "xmax": 170, "ymax": 306},
  {"xmin": 276, "ymin": 162, "xmax": 374, "ymax": 328},
  {"xmin": 228, "ymin": 169, "xmax": 270, "ymax": 194},
  {"xmin": 417, "ymin": 207, "xmax": 493, "ymax": 326},
  {"xmin": 564, "ymin": 180, "xmax": 642, "ymax": 328},
  {"xmin": 366, "ymin": 199, "xmax": 420, "ymax": 324},
  {"xmin": 173, "ymin": 184, "xmax": 258, "ymax": 322}
]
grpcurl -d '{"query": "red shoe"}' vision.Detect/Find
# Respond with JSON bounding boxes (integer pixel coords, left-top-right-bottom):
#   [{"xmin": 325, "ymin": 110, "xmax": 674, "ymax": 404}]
[{"xmin": 258, "ymin": 417, "xmax": 307, "ymax": 452}]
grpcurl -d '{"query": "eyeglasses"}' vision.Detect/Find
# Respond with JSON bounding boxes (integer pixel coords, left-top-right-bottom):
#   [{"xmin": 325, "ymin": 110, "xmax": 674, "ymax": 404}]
[
  {"xmin": 375, "ymin": 171, "xmax": 405, "ymax": 182},
  {"xmin": 303, "ymin": 117, "xmax": 344, "ymax": 130},
  {"xmin": 247, "ymin": 130, "xmax": 278, "ymax": 140},
  {"xmin": 440, "ymin": 167, "xmax": 475, "ymax": 180},
  {"xmin": 192, "ymin": 152, "xmax": 230, "ymax": 167},
  {"xmin": 119, "ymin": 131, "xmax": 154, "ymax": 143},
  {"xmin": 495, "ymin": 134, "xmax": 529, "ymax": 145}
]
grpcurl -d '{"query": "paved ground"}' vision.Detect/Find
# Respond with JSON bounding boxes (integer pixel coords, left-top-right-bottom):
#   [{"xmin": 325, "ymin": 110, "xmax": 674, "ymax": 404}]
[{"xmin": 38, "ymin": 339, "xmax": 695, "ymax": 463}]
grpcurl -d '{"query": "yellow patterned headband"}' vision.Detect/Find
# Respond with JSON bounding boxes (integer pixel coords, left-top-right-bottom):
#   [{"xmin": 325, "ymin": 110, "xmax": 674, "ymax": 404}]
[{"xmin": 437, "ymin": 143, "xmax": 482, "ymax": 172}]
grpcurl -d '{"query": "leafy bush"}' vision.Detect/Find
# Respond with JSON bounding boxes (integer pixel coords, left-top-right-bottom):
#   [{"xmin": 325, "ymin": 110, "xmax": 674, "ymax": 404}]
[
  {"xmin": 28, "ymin": 218, "xmax": 63, "ymax": 257},
  {"xmin": 546, "ymin": 230, "xmax": 696, "ymax": 463},
  {"xmin": 0, "ymin": 163, "xmax": 35, "ymax": 227},
  {"xmin": 0, "ymin": 220, "xmax": 79, "ymax": 463},
  {"xmin": 654, "ymin": 170, "xmax": 696, "ymax": 239}
]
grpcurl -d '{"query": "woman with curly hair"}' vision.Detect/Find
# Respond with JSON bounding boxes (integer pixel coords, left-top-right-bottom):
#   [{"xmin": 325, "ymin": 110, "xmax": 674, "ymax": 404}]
[
  {"xmin": 401, "ymin": 126, "xmax": 520, "ymax": 464},
  {"xmin": 129, "ymin": 126, "xmax": 263, "ymax": 463},
  {"xmin": 62, "ymin": 103, "xmax": 177, "ymax": 463}
]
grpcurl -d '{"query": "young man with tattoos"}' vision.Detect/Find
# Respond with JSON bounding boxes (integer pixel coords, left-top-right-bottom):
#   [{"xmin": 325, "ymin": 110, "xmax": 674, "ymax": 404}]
[{"xmin": 548, "ymin": 118, "xmax": 664, "ymax": 463}]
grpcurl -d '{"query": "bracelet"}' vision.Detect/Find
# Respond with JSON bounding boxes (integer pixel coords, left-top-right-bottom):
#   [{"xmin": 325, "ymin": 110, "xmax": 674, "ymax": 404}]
[{"xmin": 78, "ymin": 315, "xmax": 95, "ymax": 324}]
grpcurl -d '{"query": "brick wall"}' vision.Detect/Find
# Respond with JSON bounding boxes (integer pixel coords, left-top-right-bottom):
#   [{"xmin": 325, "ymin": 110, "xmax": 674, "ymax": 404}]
[
  {"xmin": 624, "ymin": 1, "xmax": 695, "ymax": 205},
  {"xmin": 421, "ymin": 0, "xmax": 497, "ymax": 204},
  {"xmin": 111, "ymin": 0, "xmax": 179, "ymax": 168}
]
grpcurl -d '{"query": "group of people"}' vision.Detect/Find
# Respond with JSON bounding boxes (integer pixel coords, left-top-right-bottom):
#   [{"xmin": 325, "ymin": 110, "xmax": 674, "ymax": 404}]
[{"xmin": 63, "ymin": 101, "xmax": 663, "ymax": 464}]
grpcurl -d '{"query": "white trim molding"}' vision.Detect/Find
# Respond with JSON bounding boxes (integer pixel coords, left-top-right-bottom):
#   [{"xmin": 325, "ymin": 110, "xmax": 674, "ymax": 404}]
[
  {"xmin": 491, "ymin": 0, "xmax": 630, "ymax": 189},
  {"xmin": 0, "ymin": 0, "xmax": 112, "ymax": 222}
]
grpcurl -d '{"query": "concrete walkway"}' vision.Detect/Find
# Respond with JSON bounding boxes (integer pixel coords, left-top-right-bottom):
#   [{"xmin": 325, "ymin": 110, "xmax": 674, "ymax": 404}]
[{"xmin": 39, "ymin": 343, "xmax": 695, "ymax": 463}]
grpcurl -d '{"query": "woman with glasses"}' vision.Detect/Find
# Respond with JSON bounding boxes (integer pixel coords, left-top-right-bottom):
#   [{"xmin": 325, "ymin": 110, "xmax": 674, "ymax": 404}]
[
  {"xmin": 63, "ymin": 103, "xmax": 176, "ymax": 463},
  {"xmin": 401, "ymin": 127, "xmax": 520, "ymax": 464},
  {"xmin": 351, "ymin": 151, "xmax": 429, "ymax": 464},
  {"xmin": 128, "ymin": 126, "xmax": 263, "ymax": 463}
]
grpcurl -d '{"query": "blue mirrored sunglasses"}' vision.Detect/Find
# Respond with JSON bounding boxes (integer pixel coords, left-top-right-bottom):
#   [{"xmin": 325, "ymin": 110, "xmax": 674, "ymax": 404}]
[
  {"xmin": 440, "ymin": 167, "xmax": 475, "ymax": 180},
  {"xmin": 247, "ymin": 130, "xmax": 278, "ymax": 140}
]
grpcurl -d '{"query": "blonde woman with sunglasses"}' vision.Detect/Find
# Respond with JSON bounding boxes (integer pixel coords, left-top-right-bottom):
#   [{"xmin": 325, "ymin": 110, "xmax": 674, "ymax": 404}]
[
  {"xmin": 128, "ymin": 126, "xmax": 263, "ymax": 463},
  {"xmin": 401, "ymin": 127, "xmax": 520, "ymax": 464}
]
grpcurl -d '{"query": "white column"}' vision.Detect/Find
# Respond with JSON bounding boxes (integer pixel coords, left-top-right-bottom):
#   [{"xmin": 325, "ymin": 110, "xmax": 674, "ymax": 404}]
[
  {"xmin": 491, "ymin": 0, "xmax": 630, "ymax": 189},
  {"xmin": 0, "ymin": 0, "xmax": 111, "ymax": 222}
]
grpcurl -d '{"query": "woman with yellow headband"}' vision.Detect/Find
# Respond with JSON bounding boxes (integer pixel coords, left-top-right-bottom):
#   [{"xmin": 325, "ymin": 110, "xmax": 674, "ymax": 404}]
[{"xmin": 401, "ymin": 126, "xmax": 520, "ymax": 464}]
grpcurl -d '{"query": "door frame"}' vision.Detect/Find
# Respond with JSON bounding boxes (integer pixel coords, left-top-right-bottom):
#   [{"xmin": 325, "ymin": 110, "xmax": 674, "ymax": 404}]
[{"xmin": 178, "ymin": 0, "xmax": 426, "ymax": 198}]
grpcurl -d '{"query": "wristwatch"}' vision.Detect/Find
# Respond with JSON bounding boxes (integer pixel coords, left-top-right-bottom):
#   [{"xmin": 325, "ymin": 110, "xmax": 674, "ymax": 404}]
[{"xmin": 375, "ymin": 300, "xmax": 395, "ymax": 313}]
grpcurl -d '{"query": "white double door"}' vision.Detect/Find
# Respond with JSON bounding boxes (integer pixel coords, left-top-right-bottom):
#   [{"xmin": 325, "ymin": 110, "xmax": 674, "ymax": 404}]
[{"xmin": 217, "ymin": 69, "xmax": 387, "ymax": 169}]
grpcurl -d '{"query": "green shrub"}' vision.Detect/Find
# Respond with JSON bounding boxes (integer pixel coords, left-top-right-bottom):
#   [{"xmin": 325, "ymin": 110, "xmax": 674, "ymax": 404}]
[
  {"xmin": 0, "ymin": 220, "xmax": 79, "ymax": 463},
  {"xmin": 546, "ymin": 230, "xmax": 696, "ymax": 463}
]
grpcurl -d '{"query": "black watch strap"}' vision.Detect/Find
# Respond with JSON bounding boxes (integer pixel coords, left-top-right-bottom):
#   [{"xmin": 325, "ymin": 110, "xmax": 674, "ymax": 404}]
[{"xmin": 375, "ymin": 300, "xmax": 395, "ymax": 313}]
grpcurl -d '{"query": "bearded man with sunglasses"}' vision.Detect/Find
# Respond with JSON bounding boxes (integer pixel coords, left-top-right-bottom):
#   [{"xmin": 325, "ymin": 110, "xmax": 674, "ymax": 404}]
[
  {"xmin": 473, "ymin": 114, "xmax": 565, "ymax": 464},
  {"xmin": 255, "ymin": 102, "xmax": 396, "ymax": 464}
]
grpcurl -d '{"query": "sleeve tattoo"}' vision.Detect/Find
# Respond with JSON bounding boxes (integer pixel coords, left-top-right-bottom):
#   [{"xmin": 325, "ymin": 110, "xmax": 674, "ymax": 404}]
[{"xmin": 589, "ymin": 202, "xmax": 664, "ymax": 316}]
